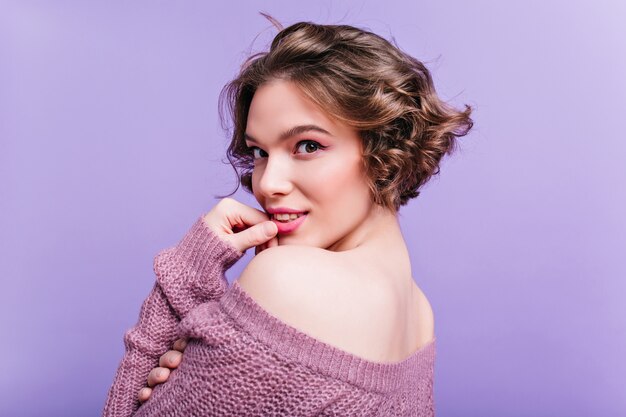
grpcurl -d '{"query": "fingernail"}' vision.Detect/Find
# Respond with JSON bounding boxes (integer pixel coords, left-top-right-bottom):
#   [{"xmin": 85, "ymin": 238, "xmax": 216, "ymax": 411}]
[{"xmin": 263, "ymin": 222, "xmax": 275, "ymax": 236}]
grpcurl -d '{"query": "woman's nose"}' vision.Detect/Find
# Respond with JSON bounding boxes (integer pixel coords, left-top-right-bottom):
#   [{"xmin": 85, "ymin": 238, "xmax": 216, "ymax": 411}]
[{"xmin": 257, "ymin": 155, "xmax": 293, "ymax": 197}]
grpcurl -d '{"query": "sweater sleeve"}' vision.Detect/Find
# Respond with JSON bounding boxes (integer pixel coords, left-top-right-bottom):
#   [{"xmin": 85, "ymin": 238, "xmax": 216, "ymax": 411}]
[{"xmin": 101, "ymin": 216, "xmax": 245, "ymax": 417}]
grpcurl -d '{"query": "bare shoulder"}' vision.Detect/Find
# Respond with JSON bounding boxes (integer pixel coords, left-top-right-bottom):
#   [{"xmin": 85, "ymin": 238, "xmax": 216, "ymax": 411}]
[
  {"xmin": 410, "ymin": 283, "xmax": 436, "ymax": 347},
  {"xmin": 235, "ymin": 245, "xmax": 356, "ymax": 331},
  {"xmin": 235, "ymin": 245, "xmax": 434, "ymax": 361},
  {"xmin": 235, "ymin": 246, "xmax": 379, "ymax": 349}
]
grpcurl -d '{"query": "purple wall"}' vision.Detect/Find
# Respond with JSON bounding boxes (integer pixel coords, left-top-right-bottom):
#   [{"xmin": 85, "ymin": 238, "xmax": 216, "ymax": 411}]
[{"xmin": 1, "ymin": 1, "xmax": 624, "ymax": 416}]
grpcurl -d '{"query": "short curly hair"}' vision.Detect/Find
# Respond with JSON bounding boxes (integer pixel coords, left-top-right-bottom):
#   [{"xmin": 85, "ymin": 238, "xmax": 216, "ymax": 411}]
[{"xmin": 216, "ymin": 16, "xmax": 474, "ymax": 212}]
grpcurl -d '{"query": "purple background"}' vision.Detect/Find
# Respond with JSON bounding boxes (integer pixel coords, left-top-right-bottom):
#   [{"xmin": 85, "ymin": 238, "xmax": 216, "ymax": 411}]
[{"xmin": 1, "ymin": 1, "xmax": 625, "ymax": 416}]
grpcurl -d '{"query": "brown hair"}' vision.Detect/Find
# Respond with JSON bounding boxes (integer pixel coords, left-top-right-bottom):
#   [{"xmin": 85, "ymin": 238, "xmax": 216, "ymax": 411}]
[{"xmin": 216, "ymin": 15, "xmax": 474, "ymax": 212}]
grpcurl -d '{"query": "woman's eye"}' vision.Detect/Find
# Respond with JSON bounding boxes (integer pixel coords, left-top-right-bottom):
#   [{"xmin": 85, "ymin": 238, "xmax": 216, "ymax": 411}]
[
  {"xmin": 250, "ymin": 147, "xmax": 267, "ymax": 159},
  {"xmin": 295, "ymin": 140, "xmax": 325, "ymax": 155},
  {"xmin": 247, "ymin": 140, "xmax": 326, "ymax": 160}
]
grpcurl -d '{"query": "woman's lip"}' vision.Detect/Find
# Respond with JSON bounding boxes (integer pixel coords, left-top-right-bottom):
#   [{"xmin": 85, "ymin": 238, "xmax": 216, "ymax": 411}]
[
  {"xmin": 270, "ymin": 211, "xmax": 309, "ymax": 216},
  {"xmin": 266, "ymin": 207, "xmax": 308, "ymax": 214},
  {"xmin": 271, "ymin": 213, "xmax": 308, "ymax": 234}
]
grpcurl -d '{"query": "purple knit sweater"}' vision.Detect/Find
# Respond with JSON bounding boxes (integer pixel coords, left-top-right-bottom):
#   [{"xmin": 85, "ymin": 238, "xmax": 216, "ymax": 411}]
[{"xmin": 102, "ymin": 216, "xmax": 436, "ymax": 417}]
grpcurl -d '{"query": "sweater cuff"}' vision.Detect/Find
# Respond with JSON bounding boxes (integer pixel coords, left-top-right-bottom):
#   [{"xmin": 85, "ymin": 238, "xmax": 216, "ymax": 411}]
[{"xmin": 174, "ymin": 216, "xmax": 245, "ymax": 274}]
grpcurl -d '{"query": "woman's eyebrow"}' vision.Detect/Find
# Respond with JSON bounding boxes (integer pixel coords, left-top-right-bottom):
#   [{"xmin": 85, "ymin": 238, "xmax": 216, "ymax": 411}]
[{"xmin": 244, "ymin": 124, "xmax": 333, "ymax": 144}]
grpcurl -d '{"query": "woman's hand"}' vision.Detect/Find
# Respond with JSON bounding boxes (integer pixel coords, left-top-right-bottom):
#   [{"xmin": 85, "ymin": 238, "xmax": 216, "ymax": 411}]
[
  {"xmin": 138, "ymin": 338, "xmax": 188, "ymax": 403},
  {"xmin": 137, "ymin": 198, "xmax": 278, "ymax": 403},
  {"xmin": 202, "ymin": 197, "xmax": 279, "ymax": 255}
]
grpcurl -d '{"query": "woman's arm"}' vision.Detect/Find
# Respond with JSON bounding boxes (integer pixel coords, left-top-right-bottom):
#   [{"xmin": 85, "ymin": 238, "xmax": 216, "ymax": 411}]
[{"xmin": 101, "ymin": 216, "xmax": 244, "ymax": 417}]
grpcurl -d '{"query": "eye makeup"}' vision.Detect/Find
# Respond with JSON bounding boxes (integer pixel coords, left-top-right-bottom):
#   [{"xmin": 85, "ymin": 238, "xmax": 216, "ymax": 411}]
[{"xmin": 245, "ymin": 139, "xmax": 328, "ymax": 159}]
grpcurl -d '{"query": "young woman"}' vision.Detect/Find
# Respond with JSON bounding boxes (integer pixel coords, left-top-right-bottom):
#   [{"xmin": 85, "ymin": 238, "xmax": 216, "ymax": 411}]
[{"xmin": 102, "ymin": 17, "xmax": 473, "ymax": 417}]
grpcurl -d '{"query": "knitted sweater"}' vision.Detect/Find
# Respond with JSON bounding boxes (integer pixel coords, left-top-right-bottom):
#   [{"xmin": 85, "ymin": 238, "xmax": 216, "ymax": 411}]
[{"xmin": 102, "ymin": 216, "xmax": 436, "ymax": 417}]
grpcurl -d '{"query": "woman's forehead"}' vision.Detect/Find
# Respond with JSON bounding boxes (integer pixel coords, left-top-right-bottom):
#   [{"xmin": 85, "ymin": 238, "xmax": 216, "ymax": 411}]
[{"xmin": 246, "ymin": 81, "xmax": 355, "ymax": 143}]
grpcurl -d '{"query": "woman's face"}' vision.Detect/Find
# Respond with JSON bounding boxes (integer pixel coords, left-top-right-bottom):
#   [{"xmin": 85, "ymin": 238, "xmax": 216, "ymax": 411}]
[{"xmin": 245, "ymin": 79, "xmax": 375, "ymax": 252}]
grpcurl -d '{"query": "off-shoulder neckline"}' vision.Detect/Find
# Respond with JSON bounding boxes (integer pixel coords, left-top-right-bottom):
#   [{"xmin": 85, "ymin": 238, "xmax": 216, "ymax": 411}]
[{"xmin": 217, "ymin": 280, "xmax": 436, "ymax": 393}]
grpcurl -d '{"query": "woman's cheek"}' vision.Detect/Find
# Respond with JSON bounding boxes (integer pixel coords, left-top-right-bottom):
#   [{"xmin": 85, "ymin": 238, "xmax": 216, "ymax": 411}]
[{"xmin": 312, "ymin": 158, "xmax": 352, "ymax": 188}]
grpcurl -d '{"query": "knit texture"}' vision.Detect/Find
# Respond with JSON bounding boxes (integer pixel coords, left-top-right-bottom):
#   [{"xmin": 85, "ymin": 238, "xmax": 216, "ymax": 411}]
[{"xmin": 102, "ymin": 216, "xmax": 436, "ymax": 417}]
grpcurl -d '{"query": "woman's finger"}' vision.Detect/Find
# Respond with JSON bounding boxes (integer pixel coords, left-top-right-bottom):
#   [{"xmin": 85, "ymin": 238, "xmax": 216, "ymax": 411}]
[
  {"xmin": 147, "ymin": 367, "xmax": 170, "ymax": 387},
  {"xmin": 159, "ymin": 350, "xmax": 182, "ymax": 368},
  {"xmin": 232, "ymin": 220, "xmax": 277, "ymax": 252},
  {"xmin": 267, "ymin": 236, "xmax": 279, "ymax": 248},
  {"xmin": 255, "ymin": 240, "xmax": 267, "ymax": 256},
  {"xmin": 204, "ymin": 198, "xmax": 270, "ymax": 236},
  {"xmin": 255, "ymin": 234, "xmax": 279, "ymax": 255},
  {"xmin": 172, "ymin": 338, "xmax": 188, "ymax": 352},
  {"xmin": 138, "ymin": 387, "xmax": 152, "ymax": 403},
  {"xmin": 203, "ymin": 199, "xmax": 278, "ymax": 253}
]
